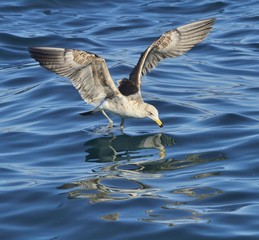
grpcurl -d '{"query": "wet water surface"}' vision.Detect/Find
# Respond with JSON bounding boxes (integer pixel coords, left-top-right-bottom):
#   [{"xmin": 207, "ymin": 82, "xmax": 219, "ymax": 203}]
[{"xmin": 1, "ymin": 0, "xmax": 259, "ymax": 239}]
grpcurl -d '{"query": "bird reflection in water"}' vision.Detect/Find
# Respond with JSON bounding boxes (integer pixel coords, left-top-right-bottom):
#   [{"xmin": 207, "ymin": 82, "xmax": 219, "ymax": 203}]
[
  {"xmin": 84, "ymin": 133, "xmax": 174, "ymax": 162},
  {"xmin": 59, "ymin": 133, "xmax": 174, "ymax": 203},
  {"xmin": 58, "ymin": 132, "xmax": 227, "ymax": 225},
  {"xmin": 58, "ymin": 133, "xmax": 226, "ymax": 206}
]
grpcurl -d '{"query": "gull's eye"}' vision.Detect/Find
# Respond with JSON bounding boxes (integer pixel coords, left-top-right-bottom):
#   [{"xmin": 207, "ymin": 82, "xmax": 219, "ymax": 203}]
[{"xmin": 148, "ymin": 111, "xmax": 153, "ymax": 116}]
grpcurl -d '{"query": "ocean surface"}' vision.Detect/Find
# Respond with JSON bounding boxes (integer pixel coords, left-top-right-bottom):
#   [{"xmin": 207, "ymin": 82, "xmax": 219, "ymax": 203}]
[{"xmin": 1, "ymin": 0, "xmax": 259, "ymax": 239}]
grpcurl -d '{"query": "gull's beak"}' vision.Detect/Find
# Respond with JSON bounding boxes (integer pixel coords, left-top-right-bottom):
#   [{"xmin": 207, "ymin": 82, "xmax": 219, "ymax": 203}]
[{"xmin": 154, "ymin": 118, "xmax": 163, "ymax": 128}]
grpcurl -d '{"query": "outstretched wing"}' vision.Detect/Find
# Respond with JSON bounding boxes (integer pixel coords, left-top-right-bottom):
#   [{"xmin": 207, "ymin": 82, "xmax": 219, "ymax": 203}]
[
  {"xmin": 29, "ymin": 47, "xmax": 120, "ymax": 106},
  {"xmin": 129, "ymin": 18, "xmax": 215, "ymax": 89}
]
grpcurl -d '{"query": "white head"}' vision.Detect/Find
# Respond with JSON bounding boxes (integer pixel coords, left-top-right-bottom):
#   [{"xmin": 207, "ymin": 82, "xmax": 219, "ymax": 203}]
[{"xmin": 145, "ymin": 103, "xmax": 163, "ymax": 128}]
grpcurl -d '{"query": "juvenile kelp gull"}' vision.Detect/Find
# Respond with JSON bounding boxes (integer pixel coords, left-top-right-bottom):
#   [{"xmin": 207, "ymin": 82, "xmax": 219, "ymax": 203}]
[{"xmin": 29, "ymin": 18, "xmax": 215, "ymax": 129}]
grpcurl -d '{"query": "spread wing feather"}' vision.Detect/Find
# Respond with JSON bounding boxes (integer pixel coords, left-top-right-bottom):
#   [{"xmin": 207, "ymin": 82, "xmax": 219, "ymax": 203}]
[
  {"xmin": 129, "ymin": 18, "xmax": 215, "ymax": 89},
  {"xmin": 29, "ymin": 47, "xmax": 120, "ymax": 106}
]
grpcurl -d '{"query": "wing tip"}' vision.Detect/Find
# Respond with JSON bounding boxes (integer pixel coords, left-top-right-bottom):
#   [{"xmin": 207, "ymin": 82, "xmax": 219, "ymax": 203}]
[
  {"xmin": 28, "ymin": 46, "xmax": 65, "ymax": 53},
  {"xmin": 197, "ymin": 17, "xmax": 216, "ymax": 28}
]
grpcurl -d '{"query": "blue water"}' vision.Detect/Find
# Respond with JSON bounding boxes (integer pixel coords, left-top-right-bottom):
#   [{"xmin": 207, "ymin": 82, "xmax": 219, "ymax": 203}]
[{"xmin": 1, "ymin": 0, "xmax": 259, "ymax": 239}]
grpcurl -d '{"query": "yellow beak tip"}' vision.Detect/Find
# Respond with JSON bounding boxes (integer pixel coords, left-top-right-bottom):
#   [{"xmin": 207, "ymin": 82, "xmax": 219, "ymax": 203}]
[{"xmin": 155, "ymin": 119, "xmax": 163, "ymax": 128}]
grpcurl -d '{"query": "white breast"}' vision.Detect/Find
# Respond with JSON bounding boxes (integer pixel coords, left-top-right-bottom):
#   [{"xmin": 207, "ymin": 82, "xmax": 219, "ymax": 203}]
[{"xmin": 102, "ymin": 95, "xmax": 146, "ymax": 118}]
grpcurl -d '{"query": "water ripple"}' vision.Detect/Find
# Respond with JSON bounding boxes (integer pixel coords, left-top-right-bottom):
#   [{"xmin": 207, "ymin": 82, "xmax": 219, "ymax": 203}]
[{"xmin": 1, "ymin": 0, "xmax": 259, "ymax": 239}]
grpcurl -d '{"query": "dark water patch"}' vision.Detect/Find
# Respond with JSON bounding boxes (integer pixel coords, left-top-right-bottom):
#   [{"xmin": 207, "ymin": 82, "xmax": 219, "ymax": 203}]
[
  {"xmin": 141, "ymin": 1, "xmax": 228, "ymax": 16},
  {"xmin": 242, "ymin": 86, "xmax": 259, "ymax": 93},
  {"xmin": 200, "ymin": 112, "xmax": 259, "ymax": 127},
  {"xmin": 100, "ymin": 177, "xmax": 144, "ymax": 190}
]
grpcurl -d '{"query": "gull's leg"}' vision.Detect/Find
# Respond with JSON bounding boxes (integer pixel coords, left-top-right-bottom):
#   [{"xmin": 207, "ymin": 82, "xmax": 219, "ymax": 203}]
[
  {"xmin": 102, "ymin": 110, "xmax": 113, "ymax": 128},
  {"xmin": 120, "ymin": 118, "xmax": 125, "ymax": 130}
]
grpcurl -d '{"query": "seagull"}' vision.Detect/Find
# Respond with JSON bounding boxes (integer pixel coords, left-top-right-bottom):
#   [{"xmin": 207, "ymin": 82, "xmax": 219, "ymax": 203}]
[{"xmin": 29, "ymin": 18, "xmax": 215, "ymax": 130}]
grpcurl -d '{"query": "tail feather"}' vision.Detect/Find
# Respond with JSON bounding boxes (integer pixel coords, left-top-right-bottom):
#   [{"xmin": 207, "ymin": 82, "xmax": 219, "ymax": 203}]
[
  {"xmin": 79, "ymin": 110, "xmax": 95, "ymax": 116},
  {"xmin": 79, "ymin": 107, "xmax": 101, "ymax": 116}
]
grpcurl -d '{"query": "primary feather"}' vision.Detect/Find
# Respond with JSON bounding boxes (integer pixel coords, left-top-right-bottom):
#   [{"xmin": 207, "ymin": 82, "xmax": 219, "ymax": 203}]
[{"xmin": 129, "ymin": 18, "xmax": 215, "ymax": 89}]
